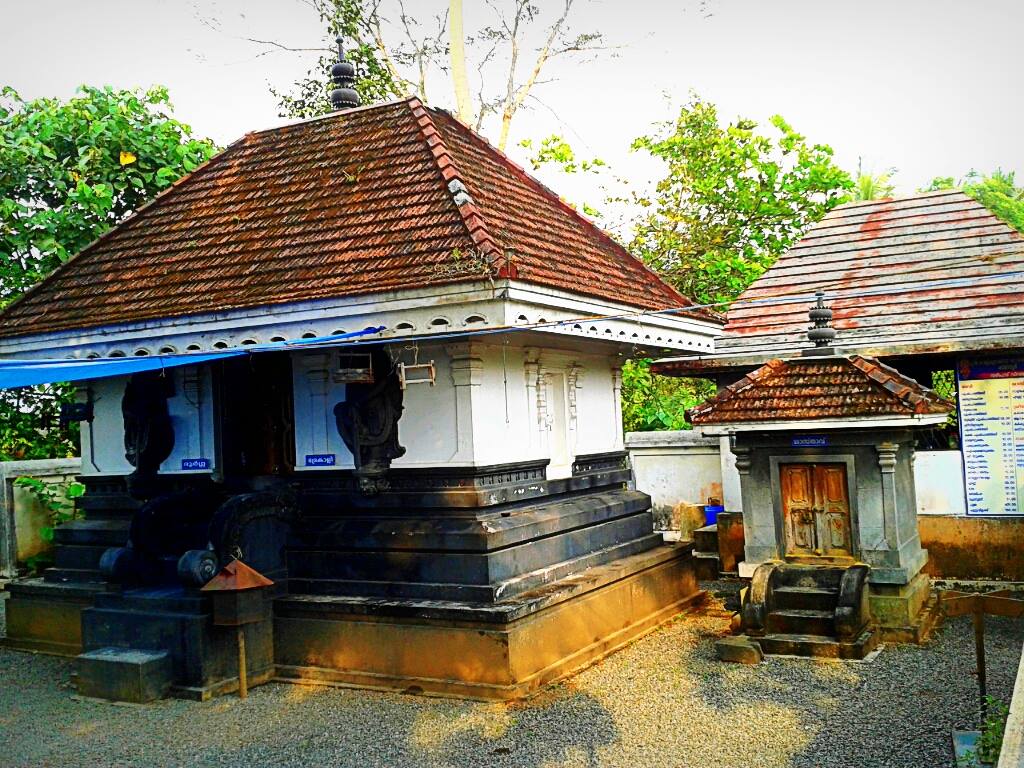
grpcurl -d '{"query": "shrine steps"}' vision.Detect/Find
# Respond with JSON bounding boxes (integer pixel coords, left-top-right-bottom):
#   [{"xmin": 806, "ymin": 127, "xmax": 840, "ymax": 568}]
[
  {"xmin": 716, "ymin": 562, "xmax": 879, "ymax": 663},
  {"xmin": 756, "ymin": 630, "xmax": 879, "ymax": 660}
]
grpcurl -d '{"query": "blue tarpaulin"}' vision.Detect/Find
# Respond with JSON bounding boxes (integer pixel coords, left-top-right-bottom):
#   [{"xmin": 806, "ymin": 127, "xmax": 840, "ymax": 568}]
[{"xmin": 0, "ymin": 327, "xmax": 385, "ymax": 389}]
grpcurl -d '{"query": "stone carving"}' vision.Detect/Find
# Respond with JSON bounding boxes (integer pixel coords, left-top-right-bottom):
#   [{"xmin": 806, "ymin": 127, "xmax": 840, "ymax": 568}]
[
  {"xmin": 333, "ymin": 348, "xmax": 406, "ymax": 494},
  {"xmin": 208, "ymin": 490, "xmax": 298, "ymax": 579},
  {"xmin": 121, "ymin": 371, "xmax": 176, "ymax": 499},
  {"xmin": 101, "ymin": 489, "xmax": 221, "ymax": 585}
]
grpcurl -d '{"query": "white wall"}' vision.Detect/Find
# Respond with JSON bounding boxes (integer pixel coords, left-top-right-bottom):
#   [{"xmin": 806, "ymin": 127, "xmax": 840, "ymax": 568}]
[
  {"xmin": 626, "ymin": 431, "xmax": 724, "ymax": 523},
  {"xmin": 79, "ymin": 367, "xmax": 216, "ymax": 476},
  {"xmin": 627, "ymin": 434, "xmax": 971, "ymax": 519},
  {"xmin": 290, "ymin": 341, "xmax": 625, "ymax": 475},
  {"xmin": 914, "ymin": 450, "xmax": 967, "ymax": 515}
]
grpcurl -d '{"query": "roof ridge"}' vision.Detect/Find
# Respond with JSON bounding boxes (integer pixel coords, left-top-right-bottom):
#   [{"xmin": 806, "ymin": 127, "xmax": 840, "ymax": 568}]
[
  {"xmin": 405, "ymin": 97, "xmax": 515, "ymax": 279},
  {"xmin": 846, "ymin": 355, "xmax": 951, "ymax": 413},
  {"xmin": 829, "ymin": 189, "xmax": 970, "ymax": 214},
  {"xmin": 422, "ymin": 106, "xmax": 722, "ymax": 323}
]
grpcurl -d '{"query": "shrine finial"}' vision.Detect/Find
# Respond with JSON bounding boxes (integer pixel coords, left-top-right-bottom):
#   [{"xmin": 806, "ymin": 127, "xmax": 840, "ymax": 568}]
[
  {"xmin": 330, "ymin": 35, "xmax": 360, "ymax": 111},
  {"xmin": 802, "ymin": 291, "xmax": 837, "ymax": 356}
]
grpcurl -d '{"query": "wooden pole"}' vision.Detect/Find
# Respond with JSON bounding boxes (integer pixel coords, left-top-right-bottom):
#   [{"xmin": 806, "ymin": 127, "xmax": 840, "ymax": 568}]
[{"xmin": 237, "ymin": 627, "xmax": 248, "ymax": 700}]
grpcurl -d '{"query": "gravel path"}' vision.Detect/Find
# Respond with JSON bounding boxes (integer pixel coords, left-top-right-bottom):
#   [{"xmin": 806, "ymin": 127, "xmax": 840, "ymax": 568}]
[{"xmin": 1, "ymin": 582, "xmax": 1021, "ymax": 768}]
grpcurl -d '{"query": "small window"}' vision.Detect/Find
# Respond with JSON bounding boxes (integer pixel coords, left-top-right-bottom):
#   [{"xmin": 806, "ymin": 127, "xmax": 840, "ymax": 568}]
[
  {"xmin": 430, "ymin": 317, "xmax": 450, "ymax": 327},
  {"xmin": 213, "ymin": 341, "xmax": 229, "ymax": 350},
  {"xmin": 394, "ymin": 322, "xmax": 415, "ymax": 332},
  {"xmin": 186, "ymin": 343, "xmax": 202, "ymax": 352},
  {"xmin": 301, "ymin": 332, "xmax": 317, "ymax": 339},
  {"xmin": 241, "ymin": 339, "xmax": 258, "ymax": 346},
  {"xmin": 133, "ymin": 349, "xmax": 150, "ymax": 357},
  {"xmin": 159, "ymin": 345, "xmax": 177, "ymax": 355},
  {"xmin": 463, "ymin": 315, "xmax": 486, "ymax": 325}
]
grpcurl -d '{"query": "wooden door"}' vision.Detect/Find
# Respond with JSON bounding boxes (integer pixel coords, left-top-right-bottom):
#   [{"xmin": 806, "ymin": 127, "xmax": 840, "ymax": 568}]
[{"xmin": 779, "ymin": 463, "xmax": 853, "ymax": 560}]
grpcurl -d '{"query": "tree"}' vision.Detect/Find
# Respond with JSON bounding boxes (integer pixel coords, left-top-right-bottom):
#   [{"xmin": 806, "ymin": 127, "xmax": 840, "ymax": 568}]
[
  {"xmin": 852, "ymin": 159, "xmax": 897, "ymax": 201},
  {"xmin": 922, "ymin": 169, "xmax": 1024, "ymax": 233},
  {"xmin": 1, "ymin": 85, "xmax": 217, "ymax": 302},
  {"xmin": 621, "ymin": 359, "xmax": 713, "ymax": 432},
  {"xmin": 257, "ymin": 0, "xmax": 605, "ymax": 149},
  {"xmin": 0, "ymin": 85, "xmax": 216, "ymax": 460},
  {"xmin": 629, "ymin": 95, "xmax": 853, "ymax": 306}
]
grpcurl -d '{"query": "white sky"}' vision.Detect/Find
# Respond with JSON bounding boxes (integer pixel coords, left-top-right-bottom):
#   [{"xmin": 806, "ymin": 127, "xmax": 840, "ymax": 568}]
[{"xmin": 3, "ymin": 0, "xmax": 1022, "ymax": 207}]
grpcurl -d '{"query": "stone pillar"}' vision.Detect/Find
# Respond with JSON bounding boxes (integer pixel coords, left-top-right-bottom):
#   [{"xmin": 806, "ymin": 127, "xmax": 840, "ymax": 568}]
[
  {"xmin": 610, "ymin": 364, "xmax": 624, "ymax": 451},
  {"xmin": 731, "ymin": 445, "xmax": 764, "ymax": 575},
  {"xmin": 447, "ymin": 343, "xmax": 483, "ymax": 464},
  {"xmin": 869, "ymin": 440, "xmax": 932, "ymax": 641},
  {"xmin": 875, "ymin": 441, "xmax": 900, "ymax": 556}
]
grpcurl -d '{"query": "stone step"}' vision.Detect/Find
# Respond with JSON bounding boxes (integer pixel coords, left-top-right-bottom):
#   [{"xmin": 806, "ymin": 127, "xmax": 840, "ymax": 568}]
[
  {"xmin": 693, "ymin": 551, "xmax": 721, "ymax": 581},
  {"xmin": 291, "ymin": 534, "xmax": 665, "ymax": 603},
  {"xmin": 55, "ymin": 544, "xmax": 109, "ymax": 571},
  {"xmin": 773, "ymin": 585, "xmax": 839, "ymax": 612},
  {"xmin": 76, "ymin": 647, "xmax": 173, "ymax": 703},
  {"xmin": 767, "ymin": 608, "xmax": 835, "ymax": 636},
  {"xmin": 773, "ymin": 565, "xmax": 848, "ymax": 591},
  {"xmin": 756, "ymin": 630, "xmax": 878, "ymax": 660},
  {"xmin": 43, "ymin": 567, "xmax": 105, "ymax": 585},
  {"xmin": 53, "ymin": 519, "xmax": 130, "ymax": 547},
  {"xmin": 288, "ymin": 512, "xmax": 657, "ymax": 586},
  {"xmin": 693, "ymin": 524, "xmax": 718, "ymax": 553}
]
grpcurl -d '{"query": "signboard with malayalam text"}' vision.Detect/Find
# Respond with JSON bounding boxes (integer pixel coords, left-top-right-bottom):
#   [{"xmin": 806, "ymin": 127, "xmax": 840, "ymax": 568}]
[{"xmin": 957, "ymin": 357, "xmax": 1024, "ymax": 517}]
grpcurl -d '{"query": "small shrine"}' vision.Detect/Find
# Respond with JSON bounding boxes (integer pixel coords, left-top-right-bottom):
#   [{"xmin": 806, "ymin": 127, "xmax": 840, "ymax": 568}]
[
  {"xmin": 0, "ymin": 45, "xmax": 722, "ymax": 700},
  {"xmin": 687, "ymin": 296, "xmax": 953, "ymax": 660}
]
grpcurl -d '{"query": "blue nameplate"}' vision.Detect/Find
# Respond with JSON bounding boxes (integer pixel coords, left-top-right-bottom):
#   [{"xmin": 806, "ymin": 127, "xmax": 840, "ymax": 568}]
[
  {"xmin": 305, "ymin": 454, "xmax": 337, "ymax": 467},
  {"xmin": 181, "ymin": 458, "xmax": 211, "ymax": 471},
  {"xmin": 791, "ymin": 436, "xmax": 828, "ymax": 448}
]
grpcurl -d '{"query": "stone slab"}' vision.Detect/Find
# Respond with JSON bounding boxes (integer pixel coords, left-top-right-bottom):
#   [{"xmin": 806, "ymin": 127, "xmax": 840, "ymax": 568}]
[
  {"xmin": 76, "ymin": 647, "xmax": 172, "ymax": 703},
  {"xmin": 715, "ymin": 636, "xmax": 763, "ymax": 664}
]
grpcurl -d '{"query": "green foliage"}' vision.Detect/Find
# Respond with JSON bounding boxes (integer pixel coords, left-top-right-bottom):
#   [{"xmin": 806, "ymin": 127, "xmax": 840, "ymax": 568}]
[
  {"xmin": 271, "ymin": 0, "xmax": 404, "ymax": 119},
  {"xmin": 0, "ymin": 383, "xmax": 79, "ymax": 461},
  {"xmin": 0, "ymin": 85, "xmax": 215, "ymax": 460},
  {"xmin": 922, "ymin": 169, "xmax": 1024, "ymax": 233},
  {"xmin": 852, "ymin": 170, "xmax": 897, "ymax": 201},
  {"xmin": 14, "ymin": 475, "xmax": 84, "ymax": 573},
  {"xmin": 630, "ymin": 95, "xmax": 853, "ymax": 306},
  {"xmin": 958, "ymin": 696, "xmax": 1009, "ymax": 767},
  {"xmin": 520, "ymin": 135, "xmax": 606, "ymax": 175},
  {"xmin": 0, "ymin": 85, "xmax": 217, "ymax": 302},
  {"xmin": 621, "ymin": 359, "xmax": 714, "ymax": 432}
]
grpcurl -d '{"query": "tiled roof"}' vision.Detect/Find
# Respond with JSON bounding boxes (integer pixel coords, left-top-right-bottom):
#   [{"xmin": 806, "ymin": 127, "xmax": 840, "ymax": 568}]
[
  {"xmin": 686, "ymin": 355, "xmax": 952, "ymax": 425},
  {"xmin": 709, "ymin": 191, "xmax": 1024, "ymax": 360},
  {"xmin": 0, "ymin": 97, "xmax": 703, "ymax": 340}
]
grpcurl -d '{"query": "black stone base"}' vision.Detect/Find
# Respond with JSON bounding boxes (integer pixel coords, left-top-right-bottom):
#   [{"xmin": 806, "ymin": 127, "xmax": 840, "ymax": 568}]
[{"xmin": 80, "ymin": 587, "xmax": 274, "ymax": 700}]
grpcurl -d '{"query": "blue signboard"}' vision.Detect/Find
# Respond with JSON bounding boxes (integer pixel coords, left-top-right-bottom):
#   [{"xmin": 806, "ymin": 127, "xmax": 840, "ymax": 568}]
[
  {"xmin": 305, "ymin": 454, "xmax": 337, "ymax": 467},
  {"xmin": 181, "ymin": 458, "xmax": 211, "ymax": 471},
  {"xmin": 791, "ymin": 435, "xmax": 828, "ymax": 448}
]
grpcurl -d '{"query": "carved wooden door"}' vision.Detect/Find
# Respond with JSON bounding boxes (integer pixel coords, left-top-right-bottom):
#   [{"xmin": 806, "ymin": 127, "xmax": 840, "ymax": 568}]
[{"xmin": 779, "ymin": 463, "xmax": 852, "ymax": 560}]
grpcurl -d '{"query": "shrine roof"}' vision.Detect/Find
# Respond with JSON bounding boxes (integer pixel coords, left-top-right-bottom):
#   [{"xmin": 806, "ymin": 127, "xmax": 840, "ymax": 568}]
[
  {"xmin": 686, "ymin": 355, "xmax": 953, "ymax": 426},
  {"xmin": 655, "ymin": 190, "xmax": 1024, "ymax": 375},
  {"xmin": 0, "ymin": 97, "xmax": 711, "ymax": 340}
]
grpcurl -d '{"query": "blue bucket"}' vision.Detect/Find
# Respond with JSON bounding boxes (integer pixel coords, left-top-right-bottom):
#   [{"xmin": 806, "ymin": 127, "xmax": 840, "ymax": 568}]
[{"xmin": 703, "ymin": 505, "xmax": 725, "ymax": 526}]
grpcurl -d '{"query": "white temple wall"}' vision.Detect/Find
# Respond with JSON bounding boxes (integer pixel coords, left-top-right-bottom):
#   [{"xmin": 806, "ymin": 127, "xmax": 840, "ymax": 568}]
[{"xmin": 79, "ymin": 367, "xmax": 216, "ymax": 476}]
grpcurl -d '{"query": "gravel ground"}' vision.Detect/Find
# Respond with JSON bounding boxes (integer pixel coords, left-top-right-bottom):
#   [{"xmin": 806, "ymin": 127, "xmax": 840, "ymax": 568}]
[{"xmin": 1, "ymin": 581, "xmax": 1021, "ymax": 768}]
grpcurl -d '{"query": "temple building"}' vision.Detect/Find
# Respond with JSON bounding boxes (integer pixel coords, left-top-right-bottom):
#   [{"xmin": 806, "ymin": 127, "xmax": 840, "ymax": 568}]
[
  {"xmin": 655, "ymin": 191, "xmax": 1024, "ymax": 584},
  {"xmin": 0, "ymin": 49, "xmax": 721, "ymax": 701},
  {"xmin": 687, "ymin": 299, "xmax": 953, "ymax": 660}
]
